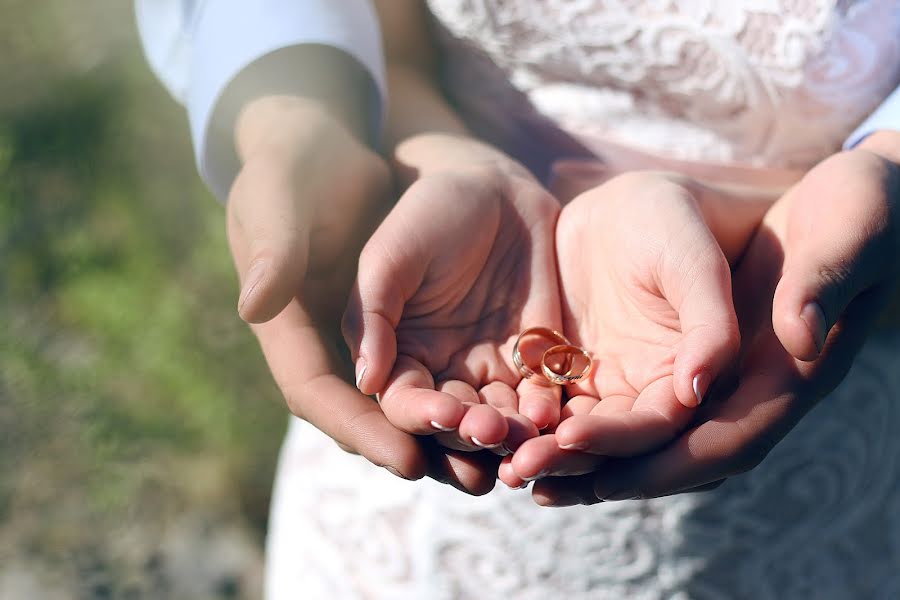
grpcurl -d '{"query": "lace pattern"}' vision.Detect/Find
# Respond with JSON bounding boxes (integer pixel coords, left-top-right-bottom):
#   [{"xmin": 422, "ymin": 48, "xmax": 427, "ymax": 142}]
[
  {"xmin": 266, "ymin": 333, "xmax": 900, "ymax": 599},
  {"xmin": 429, "ymin": 0, "xmax": 900, "ymax": 168}
]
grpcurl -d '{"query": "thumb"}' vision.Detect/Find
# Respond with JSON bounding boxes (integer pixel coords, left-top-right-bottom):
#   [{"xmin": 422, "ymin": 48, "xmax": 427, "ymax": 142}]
[
  {"xmin": 341, "ymin": 231, "xmax": 426, "ymax": 397},
  {"xmin": 772, "ymin": 152, "xmax": 899, "ymax": 361},
  {"xmin": 227, "ymin": 159, "xmax": 310, "ymax": 324},
  {"xmin": 666, "ymin": 227, "xmax": 741, "ymax": 409}
]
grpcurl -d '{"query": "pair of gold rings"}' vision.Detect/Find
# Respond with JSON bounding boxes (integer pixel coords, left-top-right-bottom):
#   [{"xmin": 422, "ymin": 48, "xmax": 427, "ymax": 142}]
[{"xmin": 512, "ymin": 327, "xmax": 592, "ymax": 386}]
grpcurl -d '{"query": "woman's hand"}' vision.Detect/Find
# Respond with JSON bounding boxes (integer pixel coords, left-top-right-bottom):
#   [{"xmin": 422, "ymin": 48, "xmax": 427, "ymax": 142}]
[
  {"xmin": 531, "ymin": 135, "xmax": 900, "ymax": 505},
  {"xmin": 342, "ymin": 134, "xmax": 563, "ymax": 454},
  {"xmin": 500, "ymin": 172, "xmax": 749, "ymax": 487}
]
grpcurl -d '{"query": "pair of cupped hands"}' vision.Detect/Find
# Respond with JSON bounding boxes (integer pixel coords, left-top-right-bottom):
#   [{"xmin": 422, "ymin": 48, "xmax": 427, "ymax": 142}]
[{"xmin": 227, "ymin": 97, "xmax": 900, "ymax": 506}]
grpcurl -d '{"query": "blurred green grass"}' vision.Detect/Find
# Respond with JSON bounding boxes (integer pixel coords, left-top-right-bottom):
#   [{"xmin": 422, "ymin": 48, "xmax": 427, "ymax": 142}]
[{"xmin": 1, "ymin": 1, "xmax": 286, "ymax": 595}]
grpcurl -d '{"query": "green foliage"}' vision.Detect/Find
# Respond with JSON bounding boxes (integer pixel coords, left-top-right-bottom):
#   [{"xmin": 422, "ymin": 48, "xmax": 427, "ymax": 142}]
[{"xmin": 0, "ymin": 3, "xmax": 286, "ymax": 578}]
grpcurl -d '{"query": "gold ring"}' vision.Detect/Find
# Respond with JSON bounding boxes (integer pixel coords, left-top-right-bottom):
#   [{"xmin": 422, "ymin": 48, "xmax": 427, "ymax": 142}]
[
  {"xmin": 512, "ymin": 327, "xmax": 571, "ymax": 379},
  {"xmin": 541, "ymin": 344, "xmax": 592, "ymax": 385}
]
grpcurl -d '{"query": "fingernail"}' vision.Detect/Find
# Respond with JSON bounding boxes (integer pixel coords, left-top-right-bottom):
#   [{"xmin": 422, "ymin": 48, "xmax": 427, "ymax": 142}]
[
  {"xmin": 430, "ymin": 420, "xmax": 455, "ymax": 432},
  {"xmin": 800, "ymin": 302, "xmax": 827, "ymax": 353},
  {"xmin": 238, "ymin": 261, "xmax": 267, "ymax": 313},
  {"xmin": 355, "ymin": 358, "xmax": 368, "ymax": 390},
  {"xmin": 692, "ymin": 372, "xmax": 710, "ymax": 406},
  {"xmin": 384, "ymin": 466, "xmax": 410, "ymax": 480},
  {"xmin": 522, "ymin": 469, "xmax": 549, "ymax": 482},
  {"xmin": 471, "ymin": 436, "xmax": 500, "ymax": 449},
  {"xmin": 603, "ymin": 490, "xmax": 640, "ymax": 501},
  {"xmin": 559, "ymin": 441, "xmax": 588, "ymax": 451}
]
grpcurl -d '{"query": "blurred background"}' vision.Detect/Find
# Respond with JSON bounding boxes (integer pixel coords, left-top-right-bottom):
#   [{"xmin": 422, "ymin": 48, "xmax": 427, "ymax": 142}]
[{"xmin": 1, "ymin": 1, "xmax": 287, "ymax": 597}]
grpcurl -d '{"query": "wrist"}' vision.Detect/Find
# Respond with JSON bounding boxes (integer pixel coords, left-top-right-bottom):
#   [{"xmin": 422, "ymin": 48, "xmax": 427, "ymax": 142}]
[
  {"xmin": 236, "ymin": 95, "xmax": 361, "ymax": 163},
  {"xmin": 393, "ymin": 133, "xmax": 535, "ymax": 187}
]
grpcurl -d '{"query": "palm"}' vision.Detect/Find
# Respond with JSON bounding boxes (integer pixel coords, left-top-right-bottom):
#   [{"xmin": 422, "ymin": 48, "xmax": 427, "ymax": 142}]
[
  {"xmin": 347, "ymin": 168, "xmax": 563, "ymax": 447},
  {"xmin": 500, "ymin": 174, "xmax": 741, "ymax": 485},
  {"xmin": 554, "ymin": 184, "xmax": 702, "ymax": 452}
]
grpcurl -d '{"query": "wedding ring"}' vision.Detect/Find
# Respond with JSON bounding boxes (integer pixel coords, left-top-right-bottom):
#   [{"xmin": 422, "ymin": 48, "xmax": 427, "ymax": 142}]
[
  {"xmin": 512, "ymin": 327, "xmax": 571, "ymax": 379},
  {"xmin": 541, "ymin": 344, "xmax": 592, "ymax": 385}
]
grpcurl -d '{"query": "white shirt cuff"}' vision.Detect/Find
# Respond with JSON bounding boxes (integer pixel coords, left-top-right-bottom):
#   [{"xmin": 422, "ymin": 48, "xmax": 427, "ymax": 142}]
[
  {"xmin": 844, "ymin": 86, "xmax": 900, "ymax": 149},
  {"xmin": 136, "ymin": 0, "xmax": 386, "ymax": 201}
]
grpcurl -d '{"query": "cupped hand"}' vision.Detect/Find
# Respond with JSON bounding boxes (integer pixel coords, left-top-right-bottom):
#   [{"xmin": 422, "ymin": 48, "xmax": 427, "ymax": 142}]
[
  {"xmin": 227, "ymin": 98, "xmax": 498, "ymax": 494},
  {"xmin": 501, "ymin": 172, "xmax": 748, "ymax": 487},
  {"xmin": 531, "ymin": 139, "xmax": 900, "ymax": 505},
  {"xmin": 342, "ymin": 135, "xmax": 563, "ymax": 454}
]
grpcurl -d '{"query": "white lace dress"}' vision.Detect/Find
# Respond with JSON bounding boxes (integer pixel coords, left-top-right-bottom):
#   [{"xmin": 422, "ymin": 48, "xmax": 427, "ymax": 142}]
[{"xmin": 266, "ymin": 2, "xmax": 900, "ymax": 598}]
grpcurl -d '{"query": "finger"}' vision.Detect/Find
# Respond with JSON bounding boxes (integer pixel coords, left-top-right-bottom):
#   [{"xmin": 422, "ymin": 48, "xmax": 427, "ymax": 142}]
[
  {"xmin": 667, "ymin": 236, "xmax": 741, "ymax": 408},
  {"xmin": 423, "ymin": 438, "xmax": 500, "ymax": 496},
  {"xmin": 479, "ymin": 382, "xmax": 540, "ymax": 453},
  {"xmin": 379, "ymin": 355, "xmax": 467, "ymax": 434},
  {"xmin": 771, "ymin": 157, "xmax": 896, "ymax": 361},
  {"xmin": 437, "ymin": 379, "xmax": 481, "ymax": 405},
  {"xmin": 432, "ymin": 381, "xmax": 506, "ymax": 452},
  {"xmin": 498, "ymin": 454, "xmax": 527, "ymax": 489},
  {"xmin": 530, "ymin": 476, "xmax": 727, "ymax": 507},
  {"xmin": 554, "ymin": 378, "xmax": 692, "ymax": 456},
  {"xmin": 516, "ymin": 377, "xmax": 562, "ymax": 430},
  {"xmin": 559, "ymin": 394, "xmax": 600, "ymax": 420},
  {"xmin": 531, "ymin": 474, "xmax": 602, "ymax": 507},
  {"xmin": 341, "ymin": 244, "xmax": 426, "ymax": 398},
  {"xmin": 227, "ymin": 158, "xmax": 311, "ymax": 324},
  {"xmin": 252, "ymin": 299, "xmax": 427, "ymax": 481},
  {"xmin": 510, "ymin": 435, "xmax": 605, "ymax": 481},
  {"xmin": 457, "ymin": 403, "xmax": 509, "ymax": 449}
]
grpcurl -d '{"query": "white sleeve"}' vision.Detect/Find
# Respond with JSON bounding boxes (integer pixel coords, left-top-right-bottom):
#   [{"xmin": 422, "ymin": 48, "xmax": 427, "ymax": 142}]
[
  {"xmin": 134, "ymin": 0, "xmax": 386, "ymax": 200},
  {"xmin": 844, "ymin": 86, "xmax": 900, "ymax": 149}
]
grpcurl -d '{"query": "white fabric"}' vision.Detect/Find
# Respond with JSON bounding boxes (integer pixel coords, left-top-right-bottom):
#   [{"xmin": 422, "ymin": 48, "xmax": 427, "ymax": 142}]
[
  {"xmin": 428, "ymin": 0, "xmax": 900, "ymax": 171},
  {"xmin": 266, "ymin": 1, "xmax": 900, "ymax": 598},
  {"xmin": 846, "ymin": 85, "xmax": 900, "ymax": 147},
  {"xmin": 134, "ymin": 0, "xmax": 386, "ymax": 200},
  {"xmin": 266, "ymin": 334, "xmax": 900, "ymax": 599}
]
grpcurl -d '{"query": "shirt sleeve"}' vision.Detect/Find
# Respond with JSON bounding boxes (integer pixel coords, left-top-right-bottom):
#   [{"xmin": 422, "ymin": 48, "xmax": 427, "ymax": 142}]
[
  {"xmin": 844, "ymin": 85, "xmax": 900, "ymax": 149},
  {"xmin": 134, "ymin": 0, "xmax": 386, "ymax": 200}
]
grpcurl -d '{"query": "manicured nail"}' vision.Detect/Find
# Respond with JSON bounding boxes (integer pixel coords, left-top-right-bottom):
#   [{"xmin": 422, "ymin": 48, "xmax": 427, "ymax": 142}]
[
  {"xmin": 471, "ymin": 436, "xmax": 500, "ymax": 449},
  {"xmin": 800, "ymin": 301, "xmax": 827, "ymax": 353},
  {"xmin": 522, "ymin": 469, "xmax": 549, "ymax": 482},
  {"xmin": 692, "ymin": 372, "xmax": 710, "ymax": 406},
  {"xmin": 559, "ymin": 441, "xmax": 588, "ymax": 451},
  {"xmin": 430, "ymin": 420, "xmax": 455, "ymax": 432},
  {"xmin": 355, "ymin": 358, "xmax": 367, "ymax": 390},
  {"xmin": 238, "ymin": 261, "xmax": 266, "ymax": 313}
]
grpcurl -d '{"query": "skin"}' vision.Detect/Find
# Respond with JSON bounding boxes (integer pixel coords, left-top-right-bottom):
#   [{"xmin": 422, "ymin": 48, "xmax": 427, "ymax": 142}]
[
  {"xmin": 342, "ymin": 137, "xmax": 562, "ymax": 453},
  {"xmin": 226, "ymin": 95, "xmax": 500, "ymax": 495},
  {"xmin": 529, "ymin": 136, "xmax": 900, "ymax": 505}
]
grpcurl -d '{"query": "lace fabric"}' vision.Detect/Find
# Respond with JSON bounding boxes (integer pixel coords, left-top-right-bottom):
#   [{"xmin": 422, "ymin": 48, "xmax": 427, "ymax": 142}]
[
  {"xmin": 430, "ymin": 0, "xmax": 900, "ymax": 171},
  {"xmin": 266, "ymin": 2, "xmax": 900, "ymax": 597},
  {"xmin": 266, "ymin": 333, "xmax": 900, "ymax": 600}
]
